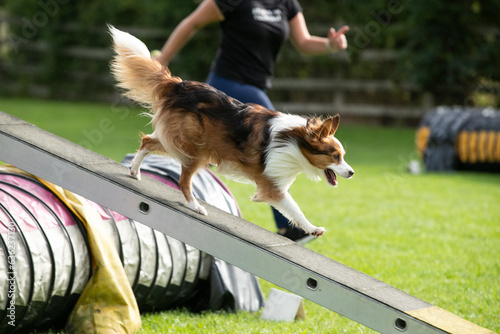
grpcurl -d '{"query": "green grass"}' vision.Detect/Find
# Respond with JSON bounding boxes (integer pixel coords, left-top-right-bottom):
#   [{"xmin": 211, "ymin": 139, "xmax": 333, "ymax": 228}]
[
  {"xmin": 0, "ymin": 97, "xmax": 154, "ymax": 161},
  {"xmin": 1, "ymin": 97, "xmax": 499, "ymax": 333}
]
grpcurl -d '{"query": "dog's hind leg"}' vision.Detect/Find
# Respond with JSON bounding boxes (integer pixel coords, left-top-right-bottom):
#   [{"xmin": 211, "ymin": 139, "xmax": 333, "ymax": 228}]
[
  {"xmin": 130, "ymin": 132, "xmax": 164, "ymax": 180},
  {"xmin": 179, "ymin": 161, "xmax": 208, "ymax": 215}
]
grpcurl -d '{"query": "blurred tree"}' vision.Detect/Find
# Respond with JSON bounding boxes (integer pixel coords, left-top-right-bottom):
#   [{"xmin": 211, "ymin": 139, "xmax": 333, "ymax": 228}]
[
  {"xmin": 400, "ymin": 0, "xmax": 500, "ymax": 105},
  {"xmin": 1, "ymin": 0, "xmax": 498, "ymax": 106},
  {"xmin": 2, "ymin": 0, "xmax": 214, "ymax": 99}
]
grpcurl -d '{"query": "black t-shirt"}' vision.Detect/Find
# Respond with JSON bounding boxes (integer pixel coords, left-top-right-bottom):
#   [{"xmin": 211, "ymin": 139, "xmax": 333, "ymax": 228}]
[{"xmin": 213, "ymin": 0, "xmax": 302, "ymax": 89}]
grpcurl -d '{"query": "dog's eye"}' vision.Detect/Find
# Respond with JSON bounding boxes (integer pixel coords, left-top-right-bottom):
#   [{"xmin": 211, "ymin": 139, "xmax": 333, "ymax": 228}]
[{"xmin": 333, "ymin": 154, "xmax": 340, "ymax": 160}]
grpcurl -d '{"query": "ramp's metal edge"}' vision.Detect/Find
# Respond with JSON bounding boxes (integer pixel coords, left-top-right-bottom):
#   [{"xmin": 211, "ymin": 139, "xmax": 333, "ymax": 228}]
[{"xmin": 0, "ymin": 112, "xmax": 490, "ymax": 334}]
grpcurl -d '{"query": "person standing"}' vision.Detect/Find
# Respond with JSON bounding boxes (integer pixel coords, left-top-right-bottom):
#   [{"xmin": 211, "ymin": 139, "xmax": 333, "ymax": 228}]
[{"xmin": 154, "ymin": 0, "xmax": 349, "ymax": 243}]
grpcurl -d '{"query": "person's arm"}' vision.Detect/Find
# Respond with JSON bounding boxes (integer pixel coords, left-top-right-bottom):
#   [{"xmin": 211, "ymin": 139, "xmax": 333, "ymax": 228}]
[
  {"xmin": 155, "ymin": 0, "xmax": 224, "ymax": 66},
  {"xmin": 289, "ymin": 12, "xmax": 349, "ymax": 55}
]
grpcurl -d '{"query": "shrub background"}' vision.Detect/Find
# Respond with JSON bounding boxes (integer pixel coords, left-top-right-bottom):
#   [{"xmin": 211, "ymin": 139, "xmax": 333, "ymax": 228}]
[{"xmin": 1, "ymin": 0, "xmax": 499, "ymax": 106}]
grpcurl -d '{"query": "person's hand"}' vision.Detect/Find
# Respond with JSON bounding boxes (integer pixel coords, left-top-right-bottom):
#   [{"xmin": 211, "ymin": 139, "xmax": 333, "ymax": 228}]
[{"xmin": 327, "ymin": 26, "xmax": 349, "ymax": 51}]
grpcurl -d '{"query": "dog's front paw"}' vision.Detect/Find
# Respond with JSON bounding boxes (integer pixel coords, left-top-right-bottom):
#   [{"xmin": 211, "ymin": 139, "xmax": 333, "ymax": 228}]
[
  {"xmin": 188, "ymin": 200, "xmax": 208, "ymax": 216},
  {"xmin": 130, "ymin": 168, "xmax": 141, "ymax": 180},
  {"xmin": 196, "ymin": 205, "xmax": 208, "ymax": 216},
  {"xmin": 310, "ymin": 227, "xmax": 326, "ymax": 237}
]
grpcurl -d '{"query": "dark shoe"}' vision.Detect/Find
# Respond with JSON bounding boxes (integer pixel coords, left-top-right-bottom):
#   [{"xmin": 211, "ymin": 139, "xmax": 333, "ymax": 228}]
[{"xmin": 278, "ymin": 226, "xmax": 316, "ymax": 245}]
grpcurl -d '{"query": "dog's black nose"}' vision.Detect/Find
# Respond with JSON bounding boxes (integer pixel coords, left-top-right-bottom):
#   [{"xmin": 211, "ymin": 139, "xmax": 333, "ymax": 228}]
[{"xmin": 348, "ymin": 170, "xmax": 354, "ymax": 177}]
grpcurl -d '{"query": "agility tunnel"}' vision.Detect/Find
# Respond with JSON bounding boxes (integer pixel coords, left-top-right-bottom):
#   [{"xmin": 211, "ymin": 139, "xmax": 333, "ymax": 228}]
[
  {"xmin": 0, "ymin": 155, "xmax": 263, "ymax": 333},
  {"xmin": 417, "ymin": 106, "xmax": 500, "ymax": 172}
]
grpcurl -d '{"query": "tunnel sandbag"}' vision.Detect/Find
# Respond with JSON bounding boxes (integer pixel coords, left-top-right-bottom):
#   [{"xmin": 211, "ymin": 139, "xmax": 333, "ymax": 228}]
[{"xmin": 416, "ymin": 107, "xmax": 500, "ymax": 172}]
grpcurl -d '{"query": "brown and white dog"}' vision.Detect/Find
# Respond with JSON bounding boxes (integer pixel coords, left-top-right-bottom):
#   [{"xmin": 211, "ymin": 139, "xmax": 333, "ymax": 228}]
[{"xmin": 109, "ymin": 26, "xmax": 354, "ymax": 237}]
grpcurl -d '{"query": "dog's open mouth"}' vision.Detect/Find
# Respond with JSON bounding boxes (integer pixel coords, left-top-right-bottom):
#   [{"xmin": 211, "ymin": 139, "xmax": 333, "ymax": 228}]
[{"xmin": 324, "ymin": 168, "xmax": 338, "ymax": 186}]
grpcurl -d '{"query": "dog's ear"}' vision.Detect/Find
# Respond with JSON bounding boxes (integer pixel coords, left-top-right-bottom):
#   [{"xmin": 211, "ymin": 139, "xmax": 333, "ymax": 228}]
[
  {"xmin": 318, "ymin": 118, "xmax": 332, "ymax": 138},
  {"xmin": 330, "ymin": 114, "xmax": 340, "ymax": 136},
  {"xmin": 318, "ymin": 114, "xmax": 340, "ymax": 138},
  {"xmin": 306, "ymin": 118, "xmax": 320, "ymax": 139}
]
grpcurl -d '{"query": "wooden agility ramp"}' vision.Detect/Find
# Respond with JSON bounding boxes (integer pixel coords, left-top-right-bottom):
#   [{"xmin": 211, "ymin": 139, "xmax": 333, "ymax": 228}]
[{"xmin": 0, "ymin": 111, "xmax": 494, "ymax": 334}]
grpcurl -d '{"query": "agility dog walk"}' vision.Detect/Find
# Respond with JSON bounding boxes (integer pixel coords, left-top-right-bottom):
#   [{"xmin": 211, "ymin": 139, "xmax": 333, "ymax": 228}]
[{"xmin": 109, "ymin": 25, "xmax": 354, "ymax": 236}]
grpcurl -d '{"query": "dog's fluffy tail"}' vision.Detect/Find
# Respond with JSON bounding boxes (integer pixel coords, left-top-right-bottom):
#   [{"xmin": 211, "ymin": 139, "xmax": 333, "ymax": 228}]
[{"xmin": 108, "ymin": 25, "xmax": 179, "ymax": 111}]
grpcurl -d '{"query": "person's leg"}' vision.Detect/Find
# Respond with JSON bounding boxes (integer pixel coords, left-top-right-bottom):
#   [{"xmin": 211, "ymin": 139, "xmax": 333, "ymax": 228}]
[
  {"xmin": 207, "ymin": 72, "xmax": 274, "ymax": 109},
  {"xmin": 206, "ymin": 73, "xmax": 312, "ymax": 242}
]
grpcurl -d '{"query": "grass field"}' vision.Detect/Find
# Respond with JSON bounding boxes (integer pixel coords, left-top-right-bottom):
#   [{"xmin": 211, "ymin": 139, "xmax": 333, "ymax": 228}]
[{"xmin": 1, "ymin": 97, "xmax": 499, "ymax": 333}]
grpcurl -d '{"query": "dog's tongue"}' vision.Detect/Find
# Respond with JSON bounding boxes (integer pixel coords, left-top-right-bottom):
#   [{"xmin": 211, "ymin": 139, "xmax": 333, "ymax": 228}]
[{"xmin": 325, "ymin": 168, "xmax": 338, "ymax": 186}]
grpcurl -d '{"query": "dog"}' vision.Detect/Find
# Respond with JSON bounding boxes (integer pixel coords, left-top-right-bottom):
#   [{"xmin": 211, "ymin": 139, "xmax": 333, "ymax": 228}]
[{"xmin": 109, "ymin": 25, "xmax": 354, "ymax": 237}]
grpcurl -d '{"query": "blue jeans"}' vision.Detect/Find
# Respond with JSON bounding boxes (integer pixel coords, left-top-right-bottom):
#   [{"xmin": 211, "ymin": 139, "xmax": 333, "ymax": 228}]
[{"xmin": 206, "ymin": 72, "xmax": 290, "ymax": 229}]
